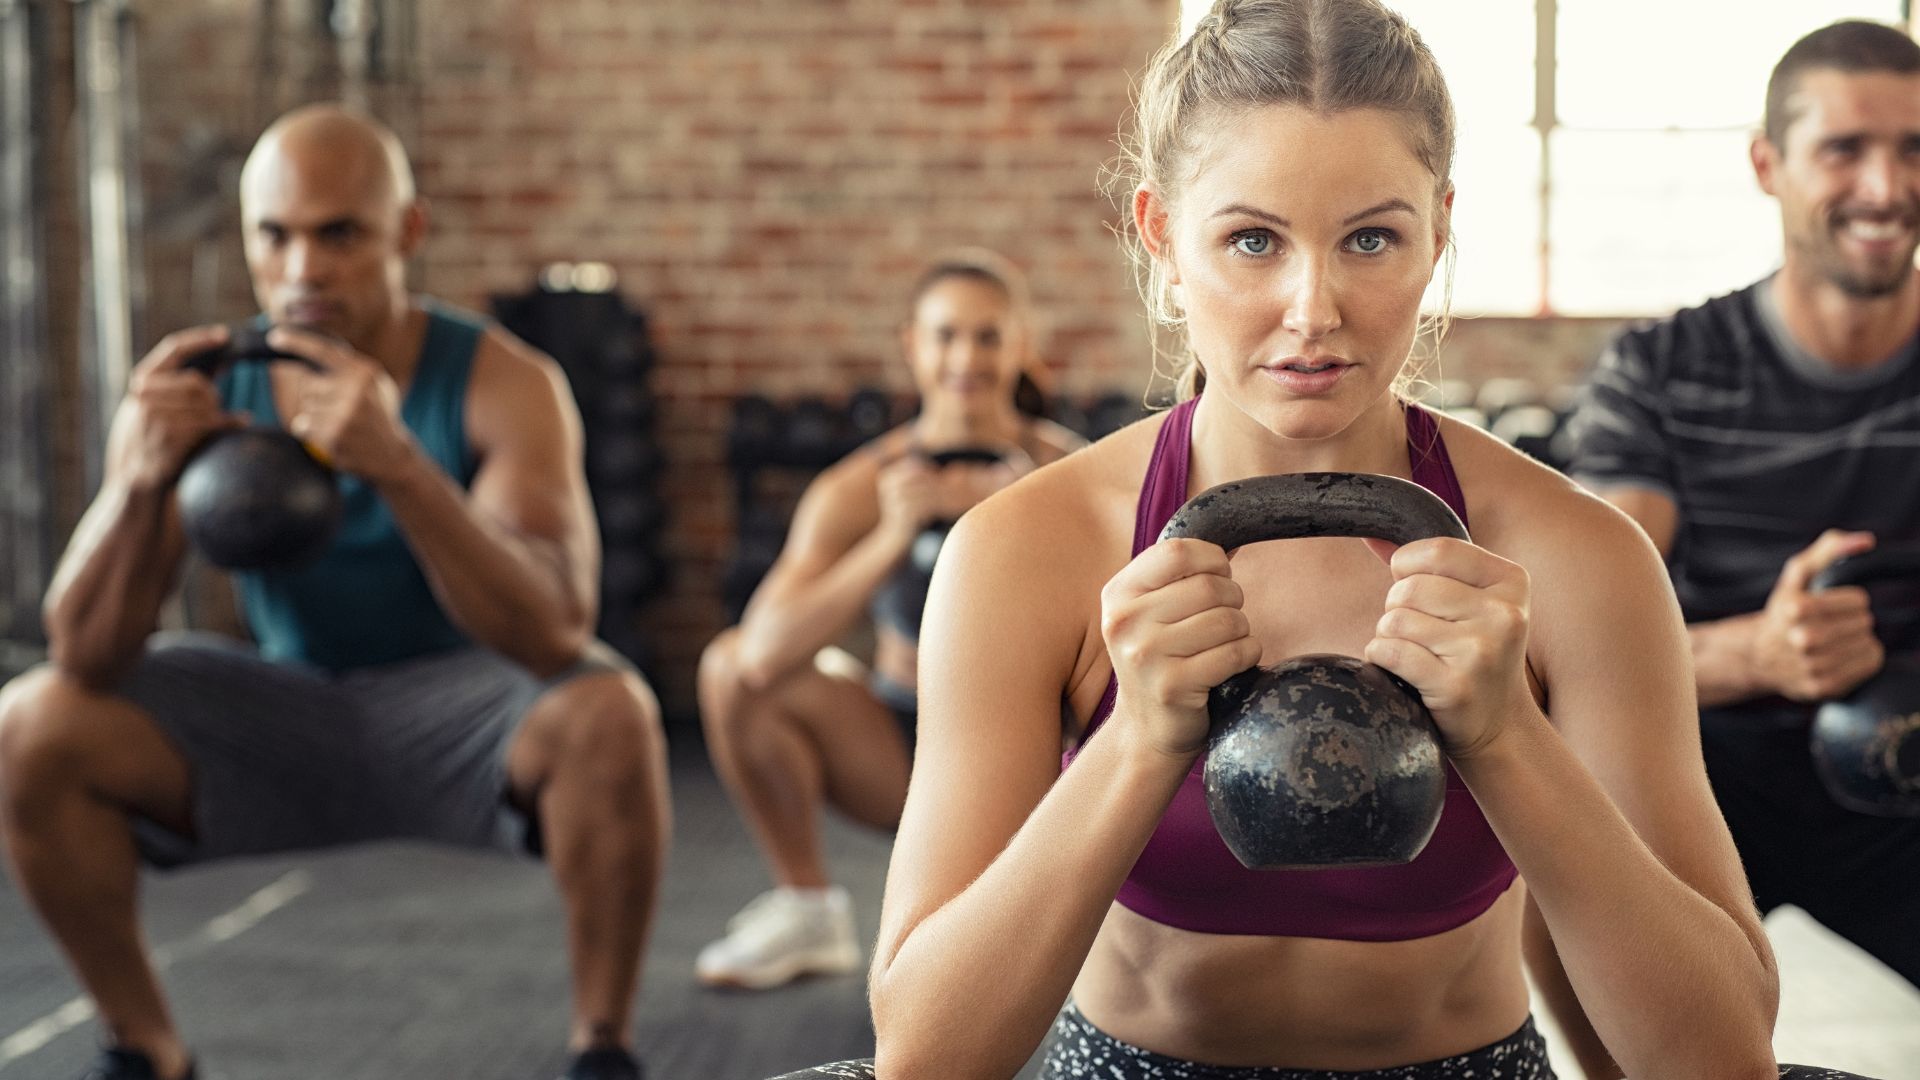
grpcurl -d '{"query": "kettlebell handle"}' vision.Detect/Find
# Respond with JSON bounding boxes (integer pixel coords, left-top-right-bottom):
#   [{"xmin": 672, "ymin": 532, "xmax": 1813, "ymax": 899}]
[
  {"xmin": 1810, "ymin": 544, "xmax": 1920, "ymax": 593},
  {"xmin": 1157, "ymin": 472, "xmax": 1469, "ymax": 550},
  {"xmin": 181, "ymin": 323, "xmax": 325, "ymax": 381},
  {"xmin": 915, "ymin": 445, "xmax": 1006, "ymax": 468}
]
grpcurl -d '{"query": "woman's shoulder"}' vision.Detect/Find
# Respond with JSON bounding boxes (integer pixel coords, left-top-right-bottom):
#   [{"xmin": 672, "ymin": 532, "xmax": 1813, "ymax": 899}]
[
  {"xmin": 1441, "ymin": 414, "xmax": 1691, "ymax": 709},
  {"xmin": 1442, "ymin": 415, "xmax": 1665, "ymax": 587}
]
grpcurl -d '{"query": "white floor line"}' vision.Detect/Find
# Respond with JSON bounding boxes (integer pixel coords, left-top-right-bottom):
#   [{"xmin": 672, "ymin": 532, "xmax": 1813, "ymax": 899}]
[{"xmin": 0, "ymin": 869, "xmax": 312, "ymax": 1072}]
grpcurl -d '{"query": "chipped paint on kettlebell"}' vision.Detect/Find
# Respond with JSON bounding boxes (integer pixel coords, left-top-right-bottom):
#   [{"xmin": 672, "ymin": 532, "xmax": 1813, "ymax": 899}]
[
  {"xmin": 1204, "ymin": 655, "xmax": 1445, "ymax": 869},
  {"xmin": 1812, "ymin": 657, "xmax": 1920, "ymax": 816},
  {"xmin": 1157, "ymin": 472, "xmax": 1466, "ymax": 871}
]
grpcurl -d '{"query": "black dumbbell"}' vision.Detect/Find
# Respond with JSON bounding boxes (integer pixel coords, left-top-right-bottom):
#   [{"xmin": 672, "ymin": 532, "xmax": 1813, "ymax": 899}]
[
  {"xmin": 1490, "ymin": 404, "xmax": 1562, "ymax": 465},
  {"xmin": 1474, "ymin": 377, "xmax": 1540, "ymax": 427},
  {"xmin": 784, "ymin": 398, "xmax": 843, "ymax": 467},
  {"xmin": 728, "ymin": 394, "xmax": 782, "ymax": 472},
  {"xmin": 603, "ymin": 546, "xmax": 668, "ymax": 600},
  {"xmin": 598, "ymin": 490, "xmax": 667, "ymax": 542},
  {"xmin": 722, "ymin": 510, "xmax": 787, "ymax": 624},
  {"xmin": 1047, "ymin": 396, "xmax": 1092, "ymax": 438},
  {"xmin": 599, "ymin": 383, "xmax": 658, "ymax": 428},
  {"xmin": 848, "ymin": 386, "xmax": 893, "ymax": 441},
  {"xmin": 591, "ymin": 433, "xmax": 664, "ymax": 480},
  {"xmin": 1089, "ymin": 392, "xmax": 1145, "ymax": 439}
]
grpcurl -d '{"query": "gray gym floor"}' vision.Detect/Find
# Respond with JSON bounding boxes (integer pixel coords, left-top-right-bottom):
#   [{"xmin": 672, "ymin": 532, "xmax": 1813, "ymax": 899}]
[
  {"xmin": 1, "ymin": 747, "xmax": 1916, "ymax": 1080},
  {"xmin": 0, "ymin": 745, "xmax": 896, "ymax": 1080}
]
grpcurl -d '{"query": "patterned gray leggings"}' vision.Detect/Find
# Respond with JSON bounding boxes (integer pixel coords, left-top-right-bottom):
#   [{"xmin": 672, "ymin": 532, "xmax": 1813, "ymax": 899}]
[
  {"xmin": 770, "ymin": 1057, "xmax": 1881, "ymax": 1079},
  {"xmin": 1036, "ymin": 1003, "xmax": 1555, "ymax": 1078},
  {"xmin": 766, "ymin": 1003, "xmax": 1883, "ymax": 1080}
]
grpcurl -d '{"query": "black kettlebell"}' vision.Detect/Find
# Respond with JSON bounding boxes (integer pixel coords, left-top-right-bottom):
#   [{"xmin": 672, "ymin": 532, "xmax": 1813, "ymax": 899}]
[
  {"xmin": 1158, "ymin": 472, "xmax": 1469, "ymax": 870},
  {"xmin": 872, "ymin": 447, "xmax": 1009, "ymax": 640},
  {"xmin": 1808, "ymin": 546, "xmax": 1920, "ymax": 817},
  {"xmin": 176, "ymin": 325, "xmax": 342, "ymax": 571}
]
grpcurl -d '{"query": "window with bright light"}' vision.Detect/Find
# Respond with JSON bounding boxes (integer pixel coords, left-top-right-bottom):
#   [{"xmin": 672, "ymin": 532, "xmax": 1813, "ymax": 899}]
[{"xmin": 1174, "ymin": 0, "xmax": 1908, "ymax": 315}]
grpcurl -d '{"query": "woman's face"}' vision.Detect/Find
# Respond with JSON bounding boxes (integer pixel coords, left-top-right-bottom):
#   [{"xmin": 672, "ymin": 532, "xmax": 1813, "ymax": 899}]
[
  {"xmin": 1144, "ymin": 104, "xmax": 1449, "ymax": 441},
  {"xmin": 904, "ymin": 276, "xmax": 1025, "ymax": 411}
]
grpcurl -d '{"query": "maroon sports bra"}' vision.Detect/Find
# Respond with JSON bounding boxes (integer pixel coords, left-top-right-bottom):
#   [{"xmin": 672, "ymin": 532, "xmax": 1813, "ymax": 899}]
[{"xmin": 1063, "ymin": 396, "xmax": 1518, "ymax": 940}]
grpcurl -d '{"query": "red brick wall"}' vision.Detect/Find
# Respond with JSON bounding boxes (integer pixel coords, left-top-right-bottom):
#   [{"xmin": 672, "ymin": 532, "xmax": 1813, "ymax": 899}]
[
  {"xmin": 419, "ymin": 0, "xmax": 1186, "ymax": 717},
  {"xmin": 124, "ymin": 0, "xmax": 1171, "ymax": 716},
  {"xmin": 115, "ymin": 1, "xmax": 1635, "ymax": 719}
]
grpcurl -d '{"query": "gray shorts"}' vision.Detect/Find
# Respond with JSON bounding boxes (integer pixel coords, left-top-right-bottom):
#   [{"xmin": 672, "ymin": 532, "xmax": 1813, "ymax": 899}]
[{"xmin": 117, "ymin": 632, "xmax": 630, "ymax": 869}]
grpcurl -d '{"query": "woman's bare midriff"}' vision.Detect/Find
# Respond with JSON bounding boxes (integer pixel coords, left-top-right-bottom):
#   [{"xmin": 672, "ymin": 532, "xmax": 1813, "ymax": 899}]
[{"xmin": 1069, "ymin": 882, "xmax": 1532, "ymax": 1070}]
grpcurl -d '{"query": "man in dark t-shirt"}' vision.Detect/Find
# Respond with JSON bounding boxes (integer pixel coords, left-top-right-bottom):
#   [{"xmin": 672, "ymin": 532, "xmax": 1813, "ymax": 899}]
[{"xmin": 1542, "ymin": 20, "xmax": 1920, "ymax": 1079}]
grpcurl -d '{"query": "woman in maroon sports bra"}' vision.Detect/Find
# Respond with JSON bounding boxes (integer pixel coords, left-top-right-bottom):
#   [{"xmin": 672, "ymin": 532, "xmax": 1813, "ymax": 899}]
[{"xmin": 863, "ymin": 2, "xmax": 1785, "ymax": 1080}]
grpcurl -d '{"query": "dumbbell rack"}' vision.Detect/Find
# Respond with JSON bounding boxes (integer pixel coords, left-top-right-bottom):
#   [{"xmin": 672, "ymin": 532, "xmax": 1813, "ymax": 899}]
[
  {"xmin": 1425, "ymin": 378, "xmax": 1579, "ymax": 472},
  {"xmin": 721, "ymin": 390, "xmax": 895, "ymax": 624},
  {"xmin": 493, "ymin": 271, "xmax": 669, "ymax": 676}
]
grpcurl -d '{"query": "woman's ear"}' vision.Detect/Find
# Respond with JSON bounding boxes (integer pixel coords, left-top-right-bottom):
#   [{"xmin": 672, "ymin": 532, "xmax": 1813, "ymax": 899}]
[
  {"xmin": 1431, "ymin": 184, "xmax": 1454, "ymax": 269},
  {"xmin": 1134, "ymin": 184, "xmax": 1181, "ymax": 285}
]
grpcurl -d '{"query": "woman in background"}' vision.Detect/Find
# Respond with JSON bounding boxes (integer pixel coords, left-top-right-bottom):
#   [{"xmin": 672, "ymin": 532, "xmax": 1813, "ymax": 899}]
[{"xmin": 696, "ymin": 252, "xmax": 1082, "ymax": 991}]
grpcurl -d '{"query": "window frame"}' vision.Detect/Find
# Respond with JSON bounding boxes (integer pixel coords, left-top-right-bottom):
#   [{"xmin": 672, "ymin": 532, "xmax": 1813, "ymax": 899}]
[{"xmin": 1175, "ymin": 0, "xmax": 1919, "ymax": 317}]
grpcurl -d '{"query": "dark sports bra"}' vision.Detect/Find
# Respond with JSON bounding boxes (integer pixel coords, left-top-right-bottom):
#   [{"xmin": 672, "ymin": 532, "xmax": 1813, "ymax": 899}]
[{"xmin": 1063, "ymin": 396, "xmax": 1518, "ymax": 940}]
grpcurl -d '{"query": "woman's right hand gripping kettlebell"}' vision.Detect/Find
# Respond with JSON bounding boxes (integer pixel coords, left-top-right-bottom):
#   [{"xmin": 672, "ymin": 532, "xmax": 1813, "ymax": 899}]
[{"xmin": 1100, "ymin": 538, "xmax": 1264, "ymax": 761}]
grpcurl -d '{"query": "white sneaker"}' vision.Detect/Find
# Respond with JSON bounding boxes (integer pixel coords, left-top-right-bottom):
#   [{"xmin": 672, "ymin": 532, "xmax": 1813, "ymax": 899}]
[{"xmin": 695, "ymin": 885, "xmax": 862, "ymax": 990}]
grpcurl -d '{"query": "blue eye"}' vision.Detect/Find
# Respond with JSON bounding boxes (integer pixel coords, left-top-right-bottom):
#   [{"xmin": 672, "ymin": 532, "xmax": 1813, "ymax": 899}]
[
  {"xmin": 1348, "ymin": 228, "xmax": 1393, "ymax": 254},
  {"xmin": 1230, "ymin": 230, "xmax": 1273, "ymax": 256}
]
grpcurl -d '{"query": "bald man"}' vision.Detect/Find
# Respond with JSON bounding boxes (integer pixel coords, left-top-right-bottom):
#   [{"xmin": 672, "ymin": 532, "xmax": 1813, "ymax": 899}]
[{"xmin": 0, "ymin": 105, "xmax": 667, "ymax": 1080}]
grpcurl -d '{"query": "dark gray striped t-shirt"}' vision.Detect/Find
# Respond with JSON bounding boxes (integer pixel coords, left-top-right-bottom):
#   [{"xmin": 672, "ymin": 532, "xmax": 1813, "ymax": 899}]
[{"xmin": 1567, "ymin": 275, "xmax": 1920, "ymax": 636}]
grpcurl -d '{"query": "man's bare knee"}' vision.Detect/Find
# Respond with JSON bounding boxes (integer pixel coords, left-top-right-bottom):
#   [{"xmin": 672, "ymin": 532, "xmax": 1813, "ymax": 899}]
[
  {"xmin": 0, "ymin": 667, "xmax": 102, "ymax": 809},
  {"xmin": 546, "ymin": 675, "xmax": 667, "ymax": 794},
  {"xmin": 0, "ymin": 666, "xmax": 188, "ymax": 836}
]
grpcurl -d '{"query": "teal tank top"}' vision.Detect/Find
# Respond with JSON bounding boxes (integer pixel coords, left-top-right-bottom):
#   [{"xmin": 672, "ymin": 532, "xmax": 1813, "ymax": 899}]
[{"xmin": 217, "ymin": 303, "xmax": 484, "ymax": 671}]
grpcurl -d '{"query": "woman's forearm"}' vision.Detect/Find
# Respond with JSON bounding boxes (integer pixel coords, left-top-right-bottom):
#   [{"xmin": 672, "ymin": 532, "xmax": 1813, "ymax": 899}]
[
  {"xmin": 872, "ymin": 716, "xmax": 1193, "ymax": 1080},
  {"xmin": 736, "ymin": 528, "xmax": 913, "ymax": 687},
  {"xmin": 1458, "ymin": 710, "xmax": 1777, "ymax": 1080}
]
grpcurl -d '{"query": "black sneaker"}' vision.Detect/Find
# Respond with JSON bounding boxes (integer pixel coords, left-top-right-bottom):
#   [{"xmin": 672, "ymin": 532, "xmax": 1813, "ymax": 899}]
[
  {"xmin": 78, "ymin": 1048, "xmax": 195, "ymax": 1080},
  {"xmin": 560, "ymin": 1046, "xmax": 643, "ymax": 1080}
]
